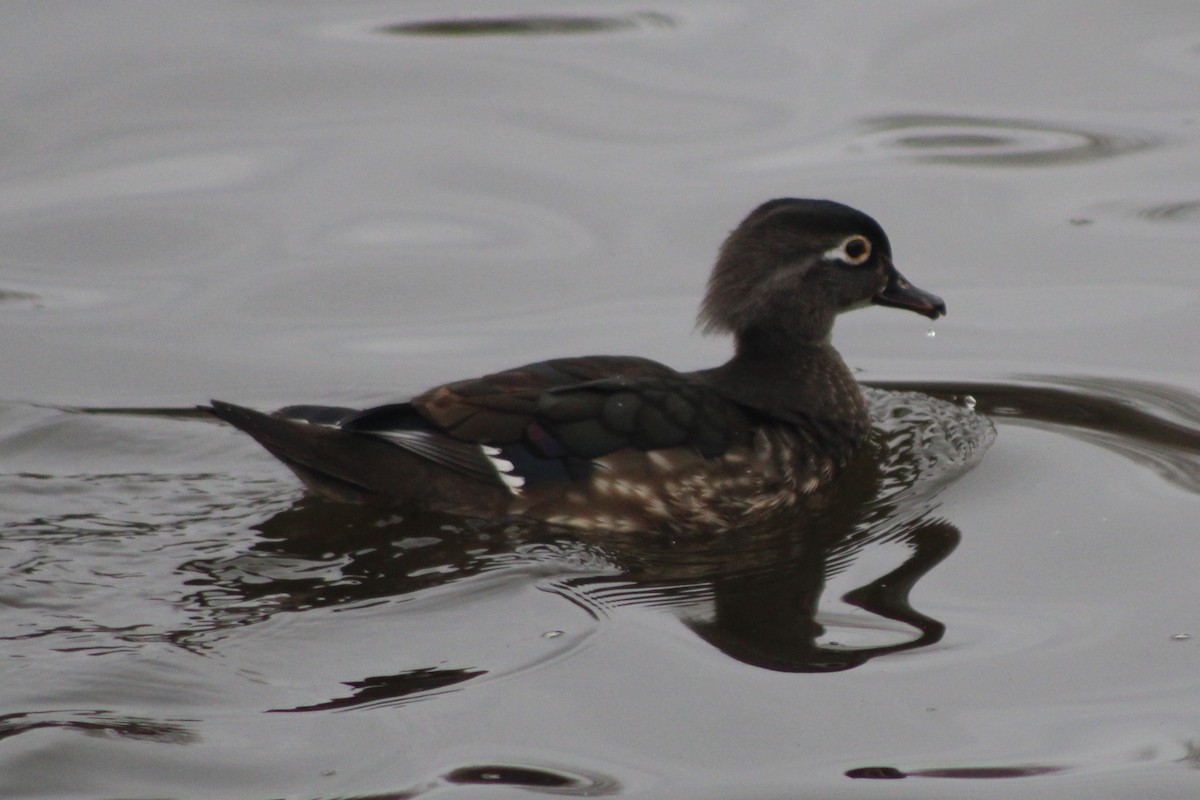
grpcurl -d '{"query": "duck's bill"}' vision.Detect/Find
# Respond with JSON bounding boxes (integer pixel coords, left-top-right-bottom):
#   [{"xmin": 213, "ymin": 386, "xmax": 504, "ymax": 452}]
[{"xmin": 873, "ymin": 264, "xmax": 946, "ymax": 320}]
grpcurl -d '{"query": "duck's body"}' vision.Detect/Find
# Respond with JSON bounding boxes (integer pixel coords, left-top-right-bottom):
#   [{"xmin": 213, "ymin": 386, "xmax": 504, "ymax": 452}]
[
  {"xmin": 209, "ymin": 199, "xmax": 945, "ymax": 532},
  {"xmin": 210, "ymin": 347, "xmax": 861, "ymax": 532}
]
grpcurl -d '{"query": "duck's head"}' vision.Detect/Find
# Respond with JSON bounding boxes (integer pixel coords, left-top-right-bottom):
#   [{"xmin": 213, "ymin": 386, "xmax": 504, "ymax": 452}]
[{"xmin": 699, "ymin": 199, "xmax": 945, "ymax": 348}]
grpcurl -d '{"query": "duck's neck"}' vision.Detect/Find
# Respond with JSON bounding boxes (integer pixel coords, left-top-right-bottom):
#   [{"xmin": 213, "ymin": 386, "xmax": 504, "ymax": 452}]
[{"xmin": 706, "ymin": 325, "xmax": 869, "ymax": 439}]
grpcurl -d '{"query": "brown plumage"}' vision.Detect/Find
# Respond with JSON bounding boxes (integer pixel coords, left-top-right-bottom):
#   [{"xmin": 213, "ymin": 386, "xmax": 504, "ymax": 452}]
[{"xmin": 208, "ymin": 199, "xmax": 945, "ymax": 533}]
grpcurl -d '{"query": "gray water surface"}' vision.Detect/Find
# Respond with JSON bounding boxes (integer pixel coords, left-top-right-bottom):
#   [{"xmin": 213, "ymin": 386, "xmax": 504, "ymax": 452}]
[{"xmin": 3, "ymin": 3, "xmax": 1200, "ymax": 798}]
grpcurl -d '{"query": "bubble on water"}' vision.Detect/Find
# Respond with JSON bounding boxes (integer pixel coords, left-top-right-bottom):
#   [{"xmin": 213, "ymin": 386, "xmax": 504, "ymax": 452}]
[
  {"xmin": 926, "ymin": 328, "xmax": 936, "ymax": 338},
  {"xmin": 542, "ymin": 630, "xmax": 564, "ymax": 639},
  {"xmin": 1171, "ymin": 633, "xmax": 1191, "ymax": 641}
]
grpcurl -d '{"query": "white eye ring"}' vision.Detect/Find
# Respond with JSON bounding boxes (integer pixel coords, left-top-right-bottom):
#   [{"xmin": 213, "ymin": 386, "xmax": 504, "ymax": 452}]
[{"xmin": 823, "ymin": 235, "xmax": 872, "ymax": 265}]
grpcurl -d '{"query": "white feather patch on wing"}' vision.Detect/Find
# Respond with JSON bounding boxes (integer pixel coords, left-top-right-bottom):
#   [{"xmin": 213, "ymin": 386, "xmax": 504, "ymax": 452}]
[
  {"xmin": 370, "ymin": 429, "xmax": 523, "ymax": 494},
  {"xmin": 482, "ymin": 445, "xmax": 525, "ymax": 494}
]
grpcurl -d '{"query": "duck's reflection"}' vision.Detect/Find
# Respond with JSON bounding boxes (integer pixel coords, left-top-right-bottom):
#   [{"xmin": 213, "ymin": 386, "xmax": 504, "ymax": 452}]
[
  {"xmin": 172, "ymin": 375, "xmax": 1200, "ymax": 712},
  {"xmin": 685, "ymin": 519, "xmax": 957, "ymax": 672},
  {"xmin": 182, "ymin": 388, "xmax": 992, "ymax": 710},
  {"xmin": 210, "ymin": 497, "xmax": 958, "ymax": 712}
]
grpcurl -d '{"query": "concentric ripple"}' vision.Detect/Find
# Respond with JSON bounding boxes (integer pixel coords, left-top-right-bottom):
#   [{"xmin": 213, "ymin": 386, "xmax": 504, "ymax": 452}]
[
  {"xmin": 442, "ymin": 762, "xmax": 619, "ymax": 795},
  {"xmin": 858, "ymin": 114, "xmax": 1159, "ymax": 166}
]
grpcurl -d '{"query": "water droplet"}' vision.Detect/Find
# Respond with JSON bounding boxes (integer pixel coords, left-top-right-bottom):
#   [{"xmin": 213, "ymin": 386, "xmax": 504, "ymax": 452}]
[
  {"xmin": 542, "ymin": 630, "xmax": 564, "ymax": 639},
  {"xmin": 962, "ymin": 395, "xmax": 976, "ymax": 411},
  {"xmin": 926, "ymin": 328, "xmax": 936, "ymax": 338},
  {"xmin": 1171, "ymin": 633, "xmax": 1191, "ymax": 641}
]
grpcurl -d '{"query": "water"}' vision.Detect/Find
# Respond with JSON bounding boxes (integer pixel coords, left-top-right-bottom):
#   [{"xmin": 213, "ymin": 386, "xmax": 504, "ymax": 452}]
[{"xmin": 3, "ymin": 3, "xmax": 1200, "ymax": 798}]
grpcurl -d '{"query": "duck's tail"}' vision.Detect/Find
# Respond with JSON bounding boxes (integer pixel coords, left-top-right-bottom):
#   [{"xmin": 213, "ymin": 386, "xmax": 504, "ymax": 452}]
[{"xmin": 206, "ymin": 400, "xmax": 427, "ymax": 505}]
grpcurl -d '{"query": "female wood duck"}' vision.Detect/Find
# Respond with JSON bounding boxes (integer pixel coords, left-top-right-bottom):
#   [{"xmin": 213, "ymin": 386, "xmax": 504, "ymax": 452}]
[{"xmin": 209, "ymin": 199, "xmax": 945, "ymax": 533}]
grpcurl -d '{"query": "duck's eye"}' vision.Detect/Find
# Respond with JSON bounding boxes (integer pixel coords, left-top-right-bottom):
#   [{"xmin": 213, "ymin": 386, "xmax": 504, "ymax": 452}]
[{"xmin": 825, "ymin": 235, "xmax": 872, "ymax": 265}]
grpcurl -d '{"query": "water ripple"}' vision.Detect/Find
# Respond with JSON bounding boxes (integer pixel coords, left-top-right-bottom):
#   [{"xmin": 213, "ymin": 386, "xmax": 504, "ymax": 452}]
[
  {"xmin": 377, "ymin": 12, "xmax": 675, "ymax": 38},
  {"xmin": 1138, "ymin": 33, "xmax": 1200, "ymax": 78},
  {"xmin": 1089, "ymin": 199, "xmax": 1200, "ymax": 227},
  {"xmin": 875, "ymin": 377, "xmax": 1200, "ymax": 496},
  {"xmin": 858, "ymin": 114, "xmax": 1159, "ymax": 166},
  {"xmin": 0, "ymin": 288, "xmax": 43, "ymax": 309},
  {"xmin": 441, "ymin": 762, "xmax": 619, "ymax": 795},
  {"xmin": 0, "ymin": 710, "xmax": 195, "ymax": 744},
  {"xmin": 1137, "ymin": 200, "xmax": 1200, "ymax": 222}
]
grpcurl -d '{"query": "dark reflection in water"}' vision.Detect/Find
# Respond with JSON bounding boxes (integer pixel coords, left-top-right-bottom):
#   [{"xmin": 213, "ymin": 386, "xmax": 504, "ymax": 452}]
[
  {"xmin": 303, "ymin": 761, "xmax": 619, "ymax": 799},
  {"xmin": 860, "ymin": 114, "xmax": 1158, "ymax": 166},
  {"xmin": 847, "ymin": 764, "xmax": 1067, "ymax": 780},
  {"xmin": 680, "ymin": 519, "xmax": 958, "ymax": 672},
  {"xmin": 273, "ymin": 666, "xmax": 486, "ymax": 713},
  {"xmin": 443, "ymin": 763, "xmax": 618, "ymax": 795},
  {"xmin": 379, "ymin": 12, "xmax": 674, "ymax": 38},
  {"xmin": 0, "ymin": 710, "xmax": 194, "ymax": 744}
]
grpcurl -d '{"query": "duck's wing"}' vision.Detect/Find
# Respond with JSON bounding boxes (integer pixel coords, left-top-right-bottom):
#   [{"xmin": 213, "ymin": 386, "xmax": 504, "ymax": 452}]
[
  {"xmin": 210, "ymin": 356, "xmax": 758, "ymax": 507},
  {"xmin": 344, "ymin": 355, "xmax": 754, "ymax": 472}
]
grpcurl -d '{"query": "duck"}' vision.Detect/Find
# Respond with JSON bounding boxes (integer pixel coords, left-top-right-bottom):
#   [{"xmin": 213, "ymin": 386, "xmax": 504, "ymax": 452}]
[{"xmin": 208, "ymin": 198, "xmax": 945, "ymax": 533}]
